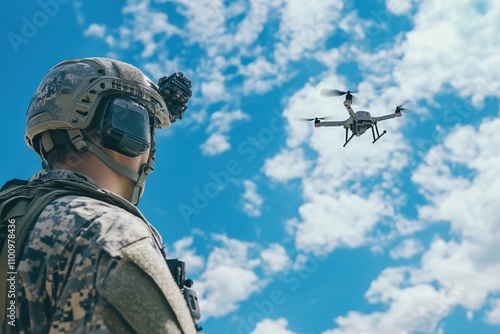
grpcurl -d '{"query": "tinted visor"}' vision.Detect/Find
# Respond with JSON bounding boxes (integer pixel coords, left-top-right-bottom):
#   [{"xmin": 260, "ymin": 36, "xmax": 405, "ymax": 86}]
[{"xmin": 100, "ymin": 97, "xmax": 153, "ymax": 157}]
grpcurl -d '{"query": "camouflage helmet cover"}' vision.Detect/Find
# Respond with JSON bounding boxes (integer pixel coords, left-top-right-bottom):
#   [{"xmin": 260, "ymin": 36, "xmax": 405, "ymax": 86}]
[{"xmin": 25, "ymin": 57, "xmax": 171, "ymax": 151}]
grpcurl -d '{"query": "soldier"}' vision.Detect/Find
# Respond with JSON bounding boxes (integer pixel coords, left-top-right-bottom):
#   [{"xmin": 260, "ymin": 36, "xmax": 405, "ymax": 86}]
[{"xmin": 1, "ymin": 58, "xmax": 197, "ymax": 333}]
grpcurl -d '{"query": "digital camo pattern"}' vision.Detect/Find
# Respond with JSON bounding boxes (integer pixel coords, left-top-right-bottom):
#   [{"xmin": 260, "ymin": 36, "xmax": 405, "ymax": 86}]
[
  {"xmin": 16, "ymin": 169, "xmax": 191, "ymax": 333},
  {"xmin": 25, "ymin": 61, "xmax": 93, "ymax": 134},
  {"xmin": 27, "ymin": 168, "xmax": 100, "ymax": 185}
]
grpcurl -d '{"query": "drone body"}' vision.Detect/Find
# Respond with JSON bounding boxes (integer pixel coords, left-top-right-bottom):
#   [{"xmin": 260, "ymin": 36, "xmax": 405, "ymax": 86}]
[{"xmin": 306, "ymin": 89, "xmax": 408, "ymax": 147}]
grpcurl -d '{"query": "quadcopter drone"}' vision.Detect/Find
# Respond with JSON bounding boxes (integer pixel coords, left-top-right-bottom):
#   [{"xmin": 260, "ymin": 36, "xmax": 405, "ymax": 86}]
[{"xmin": 297, "ymin": 89, "xmax": 411, "ymax": 147}]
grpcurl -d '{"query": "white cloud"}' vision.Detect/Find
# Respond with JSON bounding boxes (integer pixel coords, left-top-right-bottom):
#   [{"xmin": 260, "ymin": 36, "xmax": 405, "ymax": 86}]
[
  {"xmin": 385, "ymin": 0, "xmax": 414, "ymax": 16},
  {"xmin": 240, "ymin": 56, "xmax": 287, "ymax": 95},
  {"xmin": 142, "ymin": 57, "xmax": 183, "ymax": 84},
  {"xmin": 234, "ymin": 0, "xmax": 279, "ymax": 47},
  {"xmin": 275, "ymin": 0, "xmax": 343, "ymax": 64},
  {"xmin": 201, "ymin": 80, "xmax": 228, "ymax": 103},
  {"xmin": 393, "ymin": 0, "xmax": 500, "ymax": 105},
  {"xmin": 337, "ymin": 12, "xmax": 371, "ymax": 40},
  {"xmin": 486, "ymin": 299, "xmax": 500, "ymax": 325},
  {"xmin": 411, "ymin": 237, "xmax": 500, "ymax": 313},
  {"xmin": 293, "ymin": 191, "xmax": 393, "ymax": 254},
  {"xmin": 322, "ymin": 110, "xmax": 500, "ymax": 333},
  {"xmin": 260, "ymin": 244, "xmax": 291, "ymax": 274},
  {"xmin": 251, "ymin": 318, "xmax": 296, "ymax": 334},
  {"xmin": 121, "ymin": 0, "xmax": 181, "ymax": 58},
  {"xmin": 241, "ymin": 180, "xmax": 264, "ymax": 217},
  {"xmin": 412, "ymin": 115, "xmax": 500, "ymax": 243},
  {"xmin": 389, "ymin": 238, "xmax": 424, "ymax": 260},
  {"xmin": 207, "ymin": 109, "xmax": 250, "ymax": 133},
  {"xmin": 196, "ymin": 234, "xmax": 266, "ymax": 318},
  {"xmin": 324, "ymin": 267, "xmax": 463, "ymax": 334},
  {"xmin": 71, "ymin": 0, "xmax": 85, "ymax": 25},
  {"xmin": 182, "ymin": 109, "xmax": 208, "ymax": 128},
  {"xmin": 263, "ymin": 147, "xmax": 311, "ymax": 182},
  {"xmin": 200, "ymin": 133, "xmax": 231, "ymax": 156},
  {"xmin": 166, "ymin": 236, "xmax": 205, "ymax": 274},
  {"xmin": 243, "ymin": 0, "xmax": 347, "ymax": 95},
  {"xmin": 81, "ymin": 0, "xmax": 181, "ymax": 58},
  {"xmin": 83, "ymin": 23, "xmax": 106, "ymax": 38},
  {"xmin": 200, "ymin": 109, "xmax": 250, "ymax": 156},
  {"xmin": 167, "ymin": 0, "xmax": 230, "ymax": 57},
  {"xmin": 182, "ymin": 238, "xmax": 292, "ymax": 321}
]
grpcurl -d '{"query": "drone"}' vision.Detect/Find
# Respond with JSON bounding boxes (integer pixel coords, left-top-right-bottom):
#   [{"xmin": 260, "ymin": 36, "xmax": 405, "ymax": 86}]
[{"xmin": 296, "ymin": 89, "xmax": 412, "ymax": 147}]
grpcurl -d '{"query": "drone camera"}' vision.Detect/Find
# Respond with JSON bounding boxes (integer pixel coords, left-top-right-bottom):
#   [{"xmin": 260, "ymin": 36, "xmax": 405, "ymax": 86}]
[{"xmin": 158, "ymin": 72, "xmax": 192, "ymax": 123}]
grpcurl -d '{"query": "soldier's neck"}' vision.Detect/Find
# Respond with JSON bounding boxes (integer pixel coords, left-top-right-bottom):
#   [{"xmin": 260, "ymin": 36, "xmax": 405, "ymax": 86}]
[{"xmin": 53, "ymin": 155, "xmax": 135, "ymax": 202}]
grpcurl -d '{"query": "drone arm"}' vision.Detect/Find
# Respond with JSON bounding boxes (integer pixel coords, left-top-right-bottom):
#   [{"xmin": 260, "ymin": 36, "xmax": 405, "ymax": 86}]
[
  {"xmin": 371, "ymin": 113, "xmax": 401, "ymax": 122},
  {"xmin": 316, "ymin": 119, "xmax": 349, "ymax": 127}
]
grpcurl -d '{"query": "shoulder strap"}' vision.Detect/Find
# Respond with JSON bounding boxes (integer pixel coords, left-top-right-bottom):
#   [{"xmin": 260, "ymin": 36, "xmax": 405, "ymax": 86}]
[
  {"xmin": 0, "ymin": 181, "xmax": 69, "ymax": 334},
  {"xmin": 0, "ymin": 179, "xmax": 28, "ymax": 192}
]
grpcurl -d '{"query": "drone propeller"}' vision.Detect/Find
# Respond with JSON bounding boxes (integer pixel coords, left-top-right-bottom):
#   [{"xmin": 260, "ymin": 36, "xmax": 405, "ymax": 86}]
[
  {"xmin": 320, "ymin": 88, "xmax": 361, "ymax": 105},
  {"xmin": 394, "ymin": 100, "xmax": 414, "ymax": 113},
  {"xmin": 292, "ymin": 115, "xmax": 338, "ymax": 122},
  {"xmin": 320, "ymin": 88, "xmax": 358, "ymax": 98}
]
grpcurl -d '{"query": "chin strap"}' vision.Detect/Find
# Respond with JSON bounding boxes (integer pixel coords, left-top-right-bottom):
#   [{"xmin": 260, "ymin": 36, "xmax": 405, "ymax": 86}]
[
  {"xmin": 131, "ymin": 153, "xmax": 155, "ymax": 205},
  {"xmin": 67, "ymin": 129, "xmax": 154, "ymax": 205}
]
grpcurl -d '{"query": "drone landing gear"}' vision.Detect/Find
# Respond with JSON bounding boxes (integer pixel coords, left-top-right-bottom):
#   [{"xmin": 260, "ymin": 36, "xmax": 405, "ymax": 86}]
[
  {"xmin": 343, "ymin": 128, "xmax": 354, "ymax": 147},
  {"xmin": 371, "ymin": 123, "xmax": 387, "ymax": 144}
]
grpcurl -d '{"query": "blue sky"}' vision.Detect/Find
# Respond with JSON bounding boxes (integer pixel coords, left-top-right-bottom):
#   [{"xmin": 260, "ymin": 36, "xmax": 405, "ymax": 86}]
[{"xmin": 2, "ymin": 1, "xmax": 500, "ymax": 333}]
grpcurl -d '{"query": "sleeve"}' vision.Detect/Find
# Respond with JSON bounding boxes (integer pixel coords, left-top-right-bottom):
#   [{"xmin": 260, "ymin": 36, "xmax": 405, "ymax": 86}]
[{"xmin": 95, "ymin": 236, "xmax": 198, "ymax": 334}]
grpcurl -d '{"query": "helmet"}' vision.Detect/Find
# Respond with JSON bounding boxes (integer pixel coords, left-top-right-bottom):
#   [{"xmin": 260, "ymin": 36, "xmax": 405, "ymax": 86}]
[
  {"xmin": 26, "ymin": 57, "xmax": 170, "ymax": 154},
  {"xmin": 25, "ymin": 57, "xmax": 173, "ymax": 205}
]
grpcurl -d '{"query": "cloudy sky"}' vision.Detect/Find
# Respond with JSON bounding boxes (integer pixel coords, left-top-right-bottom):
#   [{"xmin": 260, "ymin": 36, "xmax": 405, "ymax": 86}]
[{"xmin": 2, "ymin": 0, "xmax": 500, "ymax": 333}]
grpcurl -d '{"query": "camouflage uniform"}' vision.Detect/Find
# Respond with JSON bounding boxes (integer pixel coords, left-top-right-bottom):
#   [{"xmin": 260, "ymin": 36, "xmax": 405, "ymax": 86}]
[{"xmin": 16, "ymin": 169, "xmax": 197, "ymax": 334}]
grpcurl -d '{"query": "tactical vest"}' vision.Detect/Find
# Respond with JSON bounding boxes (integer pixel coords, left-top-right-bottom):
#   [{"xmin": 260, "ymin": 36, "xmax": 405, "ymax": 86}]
[{"xmin": 0, "ymin": 175, "xmax": 165, "ymax": 334}]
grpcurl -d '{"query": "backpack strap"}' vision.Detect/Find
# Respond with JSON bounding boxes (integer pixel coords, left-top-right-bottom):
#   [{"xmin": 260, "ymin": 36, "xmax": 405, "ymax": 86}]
[
  {"xmin": 0, "ymin": 181, "xmax": 70, "ymax": 334},
  {"xmin": 0, "ymin": 179, "xmax": 28, "ymax": 192}
]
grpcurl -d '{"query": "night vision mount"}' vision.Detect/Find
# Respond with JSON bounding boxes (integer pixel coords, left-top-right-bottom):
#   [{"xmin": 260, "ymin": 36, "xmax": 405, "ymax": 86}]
[{"xmin": 158, "ymin": 72, "xmax": 192, "ymax": 123}]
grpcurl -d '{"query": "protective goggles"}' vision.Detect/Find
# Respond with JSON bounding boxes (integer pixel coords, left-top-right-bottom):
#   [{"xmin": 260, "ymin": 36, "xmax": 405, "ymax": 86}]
[{"xmin": 96, "ymin": 95, "xmax": 156, "ymax": 157}]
